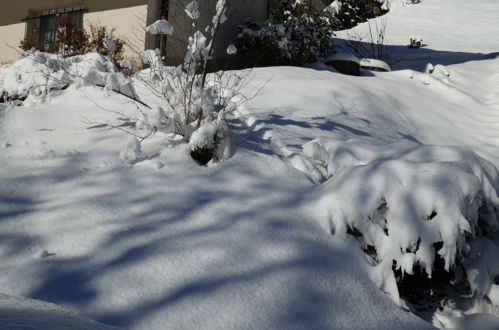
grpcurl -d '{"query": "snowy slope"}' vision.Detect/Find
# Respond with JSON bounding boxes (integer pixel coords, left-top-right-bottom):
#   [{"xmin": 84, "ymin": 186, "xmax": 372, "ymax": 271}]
[
  {"xmin": 0, "ymin": 293, "xmax": 122, "ymax": 330},
  {"xmin": 1, "ymin": 0, "xmax": 499, "ymax": 329},
  {"xmin": 336, "ymin": 0, "xmax": 499, "ymax": 71},
  {"xmin": 383, "ymin": 0, "xmax": 499, "ymax": 54},
  {"xmin": 0, "ymin": 86, "xmax": 433, "ymax": 329}
]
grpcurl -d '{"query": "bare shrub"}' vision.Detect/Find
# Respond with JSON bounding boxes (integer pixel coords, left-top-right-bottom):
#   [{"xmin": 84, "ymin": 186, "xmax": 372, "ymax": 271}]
[
  {"xmin": 87, "ymin": 25, "xmax": 125, "ymax": 69},
  {"xmin": 118, "ymin": 0, "xmax": 260, "ymax": 165},
  {"xmin": 344, "ymin": 17, "xmax": 397, "ymax": 65},
  {"xmin": 19, "ymin": 18, "xmax": 126, "ymax": 68}
]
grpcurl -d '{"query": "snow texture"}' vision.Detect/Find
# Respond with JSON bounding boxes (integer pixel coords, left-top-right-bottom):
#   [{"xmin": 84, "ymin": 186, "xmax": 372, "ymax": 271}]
[
  {"xmin": 0, "ymin": 293, "xmax": 122, "ymax": 329},
  {"xmin": 324, "ymin": 0, "xmax": 342, "ymax": 16},
  {"xmin": 226, "ymin": 44, "xmax": 238, "ymax": 55},
  {"xmin": 119, "ymin": 137, "xmax": 141, "ymax": 164},
  {"xmin": 103, "ymin": 38, "xmax": 116, "ymax": 53},
  {"xmin": 189, "ymin": 122, "xmax": 216, "ymax": 150},
  {"xmin": 185, "ymin": 1, "xmax": 201, "ymax": 20},
  {"xmin": 360, "ymin": 58, "xmax": 391, "ymax": 71},
  {"xmin": 146, "ymin": 20, "xmax": 174, "ymax": 36}
]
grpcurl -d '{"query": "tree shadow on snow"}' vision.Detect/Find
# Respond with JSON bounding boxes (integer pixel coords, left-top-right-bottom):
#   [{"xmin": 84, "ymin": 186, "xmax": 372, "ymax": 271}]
[
  {"xmin": 0, "ymin": 182, "xmax": 44, "ymax": 261},
  {"xmin": 334, "ymin": 38, "xmax": 499, "ymax": 72},
  {"xmin": 1, "ymin": 149, "xmax": 430, "ymax": 329}
]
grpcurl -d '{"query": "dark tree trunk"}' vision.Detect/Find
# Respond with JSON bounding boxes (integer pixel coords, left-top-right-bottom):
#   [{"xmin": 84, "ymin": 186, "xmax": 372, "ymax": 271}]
[{"xmin": 160, "ymin": 0, "xmax": 169, "ymax": 60}]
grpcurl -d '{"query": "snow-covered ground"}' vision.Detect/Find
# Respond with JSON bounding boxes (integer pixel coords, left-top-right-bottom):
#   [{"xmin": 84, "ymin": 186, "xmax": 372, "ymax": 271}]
[
  {"xmin": 1, "ymin": 0, "xmax": 499, "ymax": 329},
  {"xmin": 0, "ymin": 293, "xmax": 121, "ymax": 330},
  {"xmin": 336, "ymin": 0, "xmax": 499, "ymax": 71}
]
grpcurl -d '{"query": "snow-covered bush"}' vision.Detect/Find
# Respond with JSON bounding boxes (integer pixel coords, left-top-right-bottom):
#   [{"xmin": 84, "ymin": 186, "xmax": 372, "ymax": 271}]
[
  {"xmin": 3, "ymin": 19, "xmax": 130, "ymax": 105},
  {"xmin": 236, "ymin": 0, "xmax": 334, "ymax": 66},
  {"xmin": 120, "ymin": 137, "xmax": 142, "ymax": 164},
  {"xmin": 131, "ymin": 0, "xmax": 249, "ymax": 165},
  {"xmin": 327, "ymin": 0, "xmax": 389, "ymax": 30},
  {"xmin": 0, "ymin": 51, "xmax": 131, "ymax": 106},
  {"xmin": 409, "ymin": 35, "xmax": 423, "ymax": 48},
  {"xmin": 305, "ymin": 137, "xmax": 499, "ymax": 310},
  {"xmin": 87, "ymin": 25, "xmax": 126, "ymax": 70},
  {"xmin": 20, "ymin": 18, "xmax": 125, "ymax": 69}
]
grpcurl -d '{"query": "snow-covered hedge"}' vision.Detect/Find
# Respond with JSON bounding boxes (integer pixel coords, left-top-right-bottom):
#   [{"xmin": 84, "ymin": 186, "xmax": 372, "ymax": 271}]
[
  {"xmin": 327, "ymin": 0, "xmax": 390, "ymax": 30},
  {"xmin": 236, "ymin": 0, "xmax": 334, "ymax": 66},
  {"xmin": 305, "ymin": 137, "xmax": 499, "ymax": 308},
  {"xmin": 0, "ymin": 51, "xmax": 130, "ymax": 106}
]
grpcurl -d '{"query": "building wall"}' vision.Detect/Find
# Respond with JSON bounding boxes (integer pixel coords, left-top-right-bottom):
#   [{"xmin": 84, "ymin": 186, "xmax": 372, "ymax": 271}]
[
  {"xmin": 0, "ymin": 0, "xmax": 148, "ymax": 63},
  {"xmin": 161, "ymin": 0, "xmax": 267, "ymax": 66},
  {"xmin": 153, "ymin": 0, "xmax": 330, "ymax": 67},
  {"xmin": 84, "ymin": 5, "xmax": 148, "ymax": 60},
  {"xmin": 0, "ymin": 0, "xmax": 147, "ymax": 25},
  {"xmin": 0, "ymin": 24, "xmax": 26, "ymax": 64}
]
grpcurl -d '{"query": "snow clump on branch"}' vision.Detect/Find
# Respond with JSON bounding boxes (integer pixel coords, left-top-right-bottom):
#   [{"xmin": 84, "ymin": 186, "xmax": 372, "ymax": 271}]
[{"xmin": 146, "ymin": 20, "xmax": 173, "ymax": 35}]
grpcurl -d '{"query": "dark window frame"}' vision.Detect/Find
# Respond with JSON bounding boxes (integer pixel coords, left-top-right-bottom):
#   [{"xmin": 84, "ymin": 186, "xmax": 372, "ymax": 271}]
[{"xmin": 23, "ymin": 7, "xmax": 87, "ymax": 52}]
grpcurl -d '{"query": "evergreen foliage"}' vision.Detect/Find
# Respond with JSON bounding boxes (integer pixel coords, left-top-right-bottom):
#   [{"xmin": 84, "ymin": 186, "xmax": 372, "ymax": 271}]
[{"xmin": 236, "ymin": 0, "xmax": 334, "ymax": 66}]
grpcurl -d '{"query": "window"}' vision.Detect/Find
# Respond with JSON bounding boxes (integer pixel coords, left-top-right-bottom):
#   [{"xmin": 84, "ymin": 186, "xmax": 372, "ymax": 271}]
[{"xmin": 24, "ymin": 8, "xmax": 85, "ymax": 52}]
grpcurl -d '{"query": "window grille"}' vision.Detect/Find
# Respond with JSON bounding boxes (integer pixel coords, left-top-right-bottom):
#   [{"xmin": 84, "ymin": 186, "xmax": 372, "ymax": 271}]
[{"xmin": 22, "ymin": 7, "xmax": 87, "ymax": 52}]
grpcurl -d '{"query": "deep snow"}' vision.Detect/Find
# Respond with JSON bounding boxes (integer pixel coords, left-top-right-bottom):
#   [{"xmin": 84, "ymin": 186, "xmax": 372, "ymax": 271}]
[{"xmin": 1, "ymin": 0, "xmax": 499, "ymax": 329}]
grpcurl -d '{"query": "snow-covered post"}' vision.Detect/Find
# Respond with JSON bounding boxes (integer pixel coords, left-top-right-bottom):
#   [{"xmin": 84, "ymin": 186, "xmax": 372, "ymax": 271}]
[
  {"xmin": 146, "ymin": 19, "xmax": 174, "ymax": 63},
  {"xmin": 201, "ymin": 0, "xmax": 228, "ymax": 87}
]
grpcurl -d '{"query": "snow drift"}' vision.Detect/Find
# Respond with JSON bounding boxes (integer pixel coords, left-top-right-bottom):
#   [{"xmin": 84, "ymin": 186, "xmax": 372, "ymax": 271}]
[{"xmin": 0, "ymin": 51, "xmax": 131, "ymax": 106}]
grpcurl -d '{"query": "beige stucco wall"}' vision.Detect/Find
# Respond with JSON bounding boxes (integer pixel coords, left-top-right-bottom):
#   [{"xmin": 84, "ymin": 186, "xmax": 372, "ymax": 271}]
[
  {"xmin": 0, "ymin": 24, "xmax": 25, "ymax": 63},
  {"xmin": 0, "ymin": 0, "xmax": 147, "ymax": 26},
  {"xmin": 84, "ymin": 5, "xmax": 148, "ymax": 60},
  {"xmin": 0, "ymin": 0, "xmax": 148, "ymax": 63}
]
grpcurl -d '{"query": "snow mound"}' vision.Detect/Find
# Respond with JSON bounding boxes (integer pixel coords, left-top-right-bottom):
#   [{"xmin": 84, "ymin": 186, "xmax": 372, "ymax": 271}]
[
  {"xmin": 0, "ymin": 51, "xmax": 129, "ymax": 106},
  {"xmin": 360, "ymin": 58, "xmax": 391, "ymax": 72},
  {"xmin": 119, "ymin": 137, "xmax": 141, "ymax": 164},
  {"xmin": 305, "ymin": 137, "xmax": 499, "ymax": 305},
  {"xmin": 189, "ymin": 122, "xmax": 217, "ymax": 150},
  {"xmin": 0, "ymin": 293, "xmax": 121, "ymax": 329}
]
